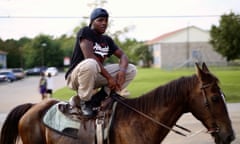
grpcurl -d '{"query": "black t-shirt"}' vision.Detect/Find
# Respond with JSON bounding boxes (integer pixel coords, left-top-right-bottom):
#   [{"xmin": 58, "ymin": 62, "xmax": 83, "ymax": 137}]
[{"xmin": 65, "ymin": 26, "xmax": 118, "ymax": 79}]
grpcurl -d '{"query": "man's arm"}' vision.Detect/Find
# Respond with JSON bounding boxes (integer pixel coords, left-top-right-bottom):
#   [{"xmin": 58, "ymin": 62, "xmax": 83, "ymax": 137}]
[
  {"xmin": 113, "ymin": 48, "xmax": 129, "ymax": 89},
  {"xmin": 113, "ymin": 48, "xmax": 128, "ymax": 71}
]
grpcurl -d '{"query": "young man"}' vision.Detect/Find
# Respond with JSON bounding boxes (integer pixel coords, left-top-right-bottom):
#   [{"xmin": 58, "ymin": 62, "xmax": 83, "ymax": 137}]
[
  {"xmin": 65, "ymin": 8, "xmax": 137, "ymax": 118},
  {"xmin": 46, "ymin": 73, "xmax": 53, "ymax": 98},
  {"xmin": 39, "ymin": 72, "xmax": 47, "ymax": 100}
]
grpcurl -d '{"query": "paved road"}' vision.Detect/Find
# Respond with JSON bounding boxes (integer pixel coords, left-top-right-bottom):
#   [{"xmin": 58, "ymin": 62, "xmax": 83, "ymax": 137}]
[
  {"xmin": 0, "ymin": 73, "xmax": 67, "ymax": 113},
  {"xmin": 163, "ymin": 103, "xmax": 240, "ymax": 144},
  {"xmin": 0, "ymin": 73, "xmax": 239, "ymax": 143},
  {"xmin": 0, "ymin": 73, "xmax": 67, "ymax": 126}
]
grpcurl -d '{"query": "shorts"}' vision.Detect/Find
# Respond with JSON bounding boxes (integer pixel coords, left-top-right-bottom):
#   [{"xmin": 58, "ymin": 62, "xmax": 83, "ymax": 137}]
[
  {"xmin": 40, "ymin": 86, "xmax": 46, "ymax": 94},
  {"xmin": 47, "ymin": 89, "xmax": 52, "ymax": 94}
]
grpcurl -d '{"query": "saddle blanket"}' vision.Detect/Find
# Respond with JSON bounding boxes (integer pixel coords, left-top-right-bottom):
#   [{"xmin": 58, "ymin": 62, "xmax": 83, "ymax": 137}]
[
  {"xmin": 43, "ymin": 101, "xmax": 117, "ymax": 141},
  {"xmin": 43, "ymin": 102, "xmax": 80, "ymax": 138}
]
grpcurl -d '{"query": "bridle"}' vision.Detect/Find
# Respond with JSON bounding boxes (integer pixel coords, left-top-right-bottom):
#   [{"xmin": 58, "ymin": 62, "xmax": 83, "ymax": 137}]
[
  {"xmin": 200, "ymin": 83, "xmax": 213, "ymax": 107},
  {"xmin": 200, "ymin": 83, "xmax": 220, "ymax": 134}
]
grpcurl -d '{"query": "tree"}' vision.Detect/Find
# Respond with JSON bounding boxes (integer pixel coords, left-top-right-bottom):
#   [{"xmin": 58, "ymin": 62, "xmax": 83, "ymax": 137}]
[
  {"xmin": 134, "ymin": 42, "xmax": 153, "ymax": 67},
  {"xmin": 1, "ymin": 39, "xmax": 20, "ymax": 68},
  {"xmin": 56, "ymin": 34, "xmax": 75, "ymax": 58},
  {"xmin": 23, "ymin": 35, "xmax": 63, "ymax": 68},
  {"xmin": 210, "ymin": 12, "xmax": 240, "ymax": 61},
  {"xmin": 18, "ymin": 37, "xmax": 31, "ymax": 68}
]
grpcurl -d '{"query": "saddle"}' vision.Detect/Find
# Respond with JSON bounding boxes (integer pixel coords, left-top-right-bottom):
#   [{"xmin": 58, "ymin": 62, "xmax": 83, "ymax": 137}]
[{"xmin": 43, "ymin": 95, "xmax": 118, "ymax": 144}]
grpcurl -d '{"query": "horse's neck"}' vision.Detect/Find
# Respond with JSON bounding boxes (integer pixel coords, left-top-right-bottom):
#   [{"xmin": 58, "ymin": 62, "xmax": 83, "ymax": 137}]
[
  {"xmin": 125, "ymin": 91, "xmax": 185, "ymax": 126},
  {"xmin": 144, "ymin": 88, "xmax": 186, "ymax": 124},
  {"xmin": 114, "ymin": 76, "xmax": 197, "ymax": 143},
  {"xmin": 117, "ymin": 95, "xmax": 185, "ymax": 143}
]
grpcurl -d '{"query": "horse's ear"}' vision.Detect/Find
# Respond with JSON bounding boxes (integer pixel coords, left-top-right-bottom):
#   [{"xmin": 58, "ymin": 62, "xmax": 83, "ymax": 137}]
[
  {"xmin": 195, "ymin": 63, "xmax": 205, "ymax": 81},
  {"xmin": 202, "ymin": 62, "xmax": 210, "ymax": 73}
]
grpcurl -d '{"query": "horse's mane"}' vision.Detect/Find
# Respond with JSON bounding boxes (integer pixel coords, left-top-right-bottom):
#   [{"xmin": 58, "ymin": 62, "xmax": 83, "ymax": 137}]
[{"xmin": 121, "ymin": 74, "xmax": 199, "ymax": 116}]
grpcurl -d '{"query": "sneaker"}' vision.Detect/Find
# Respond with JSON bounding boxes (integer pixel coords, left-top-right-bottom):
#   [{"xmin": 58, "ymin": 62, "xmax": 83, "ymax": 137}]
[
  {"xmin": 80, "ymin": 101, "xmax": 95, "ymax": 118},
  {"xmin": 91, "ymin": 88, "xmax": 108, "ymax": 107}
]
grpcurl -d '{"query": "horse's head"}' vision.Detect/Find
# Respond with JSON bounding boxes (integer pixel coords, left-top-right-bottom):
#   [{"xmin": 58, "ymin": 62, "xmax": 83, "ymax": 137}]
[{"xmin": 188, "ymin": 63, "xmax": 235, "ymax": 144}]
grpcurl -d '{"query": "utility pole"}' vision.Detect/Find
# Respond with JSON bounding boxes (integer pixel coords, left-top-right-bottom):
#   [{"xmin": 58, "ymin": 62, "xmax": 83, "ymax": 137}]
[{"xmin": 41, "ymin": 43, "xmax": 47, "ymax": 66}]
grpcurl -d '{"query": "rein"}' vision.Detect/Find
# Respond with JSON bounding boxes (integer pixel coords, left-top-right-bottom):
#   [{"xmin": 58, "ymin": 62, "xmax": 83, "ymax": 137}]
[{"xmin": 111, "ymin": 93, "xmax": 191, "ymax": 137}]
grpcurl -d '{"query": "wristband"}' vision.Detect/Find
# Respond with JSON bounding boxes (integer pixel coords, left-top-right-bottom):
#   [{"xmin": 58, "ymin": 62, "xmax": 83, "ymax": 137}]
[{"xmin": 119, "ymin": 67, "xmax": 127, "ymax": 73}]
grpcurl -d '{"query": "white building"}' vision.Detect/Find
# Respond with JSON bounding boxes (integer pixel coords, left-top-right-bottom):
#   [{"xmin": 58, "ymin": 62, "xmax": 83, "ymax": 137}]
[
  {"xmin": 146, "ymin": 26, "xmax": 227, "ymax": 69},
  {"xmin": 0, "ymin": 50, "xmax": 7, "ymax": 68}
]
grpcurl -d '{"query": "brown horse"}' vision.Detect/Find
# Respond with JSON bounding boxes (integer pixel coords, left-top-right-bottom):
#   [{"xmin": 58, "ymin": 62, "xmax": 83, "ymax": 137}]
[{"xmin": 0, "ymin": 63, "xmax": 235, "ymax": 144}]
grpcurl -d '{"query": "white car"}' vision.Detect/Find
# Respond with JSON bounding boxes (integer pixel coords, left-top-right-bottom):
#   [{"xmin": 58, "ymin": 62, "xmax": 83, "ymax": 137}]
[
  {"xmin": 45, "ymin": 67, "xmax": 58, "ymax": 76},
  {"xmin": 12, "ymin": 68, "xmax": 25, "ymax": 79}
]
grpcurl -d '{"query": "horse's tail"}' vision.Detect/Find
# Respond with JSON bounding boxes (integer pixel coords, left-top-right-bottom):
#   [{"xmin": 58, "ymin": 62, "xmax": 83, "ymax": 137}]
[{"xmin": 0, "ymin": 103, "xmax": 34, "ymax": 144}]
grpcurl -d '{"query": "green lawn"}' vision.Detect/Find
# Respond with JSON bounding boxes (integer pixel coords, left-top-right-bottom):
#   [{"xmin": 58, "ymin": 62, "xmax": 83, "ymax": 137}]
[{"xmin": 53, "ymin": 67, "xmax": 240, "ymax": 103}]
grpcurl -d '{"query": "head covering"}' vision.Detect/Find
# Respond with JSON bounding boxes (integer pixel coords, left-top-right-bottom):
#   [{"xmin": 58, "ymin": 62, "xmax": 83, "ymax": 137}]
[{"xmin": 89, "ymin": 8, "xmax": 109, "ymax": 26}]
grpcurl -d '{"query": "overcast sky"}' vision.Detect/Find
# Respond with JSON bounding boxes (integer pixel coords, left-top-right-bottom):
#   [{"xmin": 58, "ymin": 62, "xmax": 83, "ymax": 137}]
[{"xmin": 0, "ymin": 0, "xmax": 240, "ymax": 41}]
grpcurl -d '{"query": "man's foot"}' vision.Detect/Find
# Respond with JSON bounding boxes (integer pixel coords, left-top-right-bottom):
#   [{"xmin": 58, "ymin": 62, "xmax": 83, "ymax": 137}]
[
  {"xmin": 80, "ymin": 101, "xmax": 95, "ymax": 118},
  {"xmin": 91, "ymin": 88, "xmax": 108, "ymax": 107}
]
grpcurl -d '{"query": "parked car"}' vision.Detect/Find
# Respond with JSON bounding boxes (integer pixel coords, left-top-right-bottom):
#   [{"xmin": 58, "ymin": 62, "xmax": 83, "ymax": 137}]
[
  {"xmin": 45, "ymin": 67, "xmax": 58, "ymax": 76},
  {"xmin": 0, "ymin": 74, "xmax": 6, "ymax": 82},
  {"xmin": 12, "ymin": 68, "xmax": 25, "ymax": 79},
  {"xmin": 25, "ymin": 67, "xmax": 46, "ymax": 76},
  {"xmin": 0, "ymin": 71, "xmax": 17, "ymax": 82}
]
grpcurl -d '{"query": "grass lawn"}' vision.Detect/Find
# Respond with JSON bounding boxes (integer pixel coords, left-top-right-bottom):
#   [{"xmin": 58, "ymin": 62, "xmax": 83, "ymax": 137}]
[{"xmin": 53, "ymin": 66, "xmax": 240, "ymax": 103}]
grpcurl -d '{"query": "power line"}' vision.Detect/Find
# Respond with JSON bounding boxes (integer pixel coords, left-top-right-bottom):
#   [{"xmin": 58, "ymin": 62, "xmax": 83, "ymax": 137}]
[
  {"xmin": 113, "ymin": 15, "xmax": 220, "ymax": 19},
  {"xmin": 0, "ymin": 16, "xmax": 87, "ymax": 19},
  {"xmin": 0, "ymin": 15, "xmax": 221, "ymax": 19}
]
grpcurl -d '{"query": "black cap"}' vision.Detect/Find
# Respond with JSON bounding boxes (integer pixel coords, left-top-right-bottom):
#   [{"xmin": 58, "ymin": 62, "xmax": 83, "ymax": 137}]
[{"xmin": 89, "ymin": 8, "xmax": 109, "ymax": 26}]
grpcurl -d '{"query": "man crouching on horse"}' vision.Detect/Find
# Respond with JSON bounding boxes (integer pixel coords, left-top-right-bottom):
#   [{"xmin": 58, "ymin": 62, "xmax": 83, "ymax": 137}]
[{"xmin": 65, "ymin": 8, "xmax": 137, "ymax": 118}]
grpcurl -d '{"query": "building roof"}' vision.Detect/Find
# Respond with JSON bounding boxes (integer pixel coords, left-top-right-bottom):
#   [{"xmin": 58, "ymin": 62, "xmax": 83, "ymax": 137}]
[{"xmin": 146, "ymin": 26, "xmax": 208, "ymax": 45}]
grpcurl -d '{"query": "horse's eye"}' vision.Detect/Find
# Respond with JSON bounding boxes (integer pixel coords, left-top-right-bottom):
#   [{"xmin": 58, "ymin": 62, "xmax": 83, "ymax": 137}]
[{"xmin": 211, "ymin": 95, "xmax": 220, "ymax": 103}]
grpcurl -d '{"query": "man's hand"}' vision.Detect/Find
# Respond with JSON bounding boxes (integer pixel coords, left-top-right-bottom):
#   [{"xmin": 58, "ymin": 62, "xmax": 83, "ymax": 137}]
[{"xmin": 107, "ymin": 76, "xmax": 118, "ymax": 91}]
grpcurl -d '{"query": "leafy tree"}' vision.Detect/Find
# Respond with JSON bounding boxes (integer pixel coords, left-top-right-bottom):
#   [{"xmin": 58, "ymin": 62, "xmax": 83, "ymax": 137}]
[
  {"xmin": 45, "ymin": 40, "xmax": 64, "ymax": 67},
  {"xmin": 210, "ymin": 12, "xmax": 240, "ymax": 61},
  {"xmin": 0, "ymin": 39, "xmax": 4, "ymax": 50},
  {"xmin": 1, "ymin": 39, "xmax": 20, "ymax": 68},
  {"xmin": 23, "ymin": 35, "xmax": 63, "ymax": 68},
  {"xmin": 134, "ymin": 42, "xmax": 152, "ymax": 67},
  {"xmin": 0, "ymin": 37, "xmax": 31, "ymax": 68},
  {"xmin": 18, "ymin": 37, "xmax": 31, "ymax": 68},
  {"xmin": 56, "ymin": 34, "xmax": 75, "ymax": 58}
]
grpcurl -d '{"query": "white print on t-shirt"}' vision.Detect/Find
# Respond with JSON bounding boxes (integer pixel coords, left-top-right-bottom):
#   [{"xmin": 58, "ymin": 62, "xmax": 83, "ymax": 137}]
[{"xmin": 93, "ymin": 42, "xmax": 109, "ymax": 57}]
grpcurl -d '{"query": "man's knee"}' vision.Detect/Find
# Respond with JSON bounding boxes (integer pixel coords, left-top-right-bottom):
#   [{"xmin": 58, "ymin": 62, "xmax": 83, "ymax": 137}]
[
  {"xmin": 81, "ymin": 59, "xmax": 100, "ymax": 72},
  {"xmin": 127, "ymin": 64, "xmax": 137, "ymax": 79}
]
